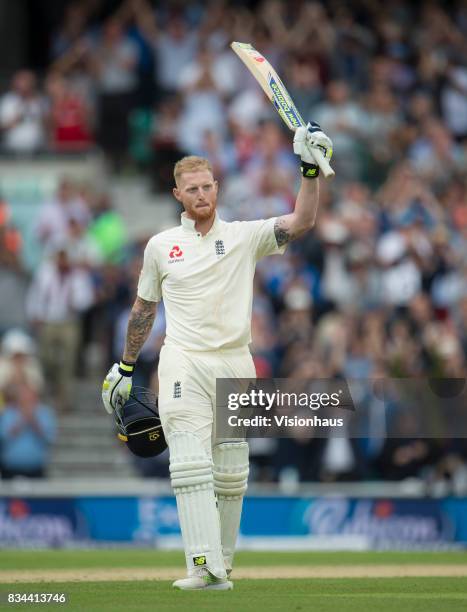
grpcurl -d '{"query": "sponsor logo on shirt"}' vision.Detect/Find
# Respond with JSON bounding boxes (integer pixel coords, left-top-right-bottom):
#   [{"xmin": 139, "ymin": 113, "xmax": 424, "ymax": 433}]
[{"xmin": 169, "ymin": 245, "xmax": 184, "ymax": 263}]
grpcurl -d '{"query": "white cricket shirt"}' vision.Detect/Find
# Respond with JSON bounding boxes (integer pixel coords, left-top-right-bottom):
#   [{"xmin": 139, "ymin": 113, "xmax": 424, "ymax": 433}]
[{"xmin": 137, "ymin": 212, "xmax": 286, "ymax": 350}]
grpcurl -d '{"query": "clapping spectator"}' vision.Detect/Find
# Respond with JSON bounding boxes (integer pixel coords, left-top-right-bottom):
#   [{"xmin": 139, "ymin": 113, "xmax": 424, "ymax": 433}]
[
  {"xmin": 50, "ymin": 2, "xmax": 92, "ymax": 59},
  {"xmin": 176, "ymin": 45, "xmax": 226, "ymax": 154},
  {"xmin": 376, "ymin": 231, "xmax": 422, "ymax": 307},
  {"xmin": 140, "ymin": 9, "xmax": 198, "ymax": 95},
  {"xmin": 90, "ymin": 18, "xmax": 139, "ymax": 169},
  {"xmin": 0, "ymin": 329, "xmax": 44, "ymax": 395},
  {"xmin": 45, "ymin": 72, "xmax": 94, "ymax": 152},
  {"xmin": 0, "ymin": 383, "xmax": 56, "ymax": 479},
  {"xmin": 0, "ymin": 70, "xmax": 46, "ymax": 153}
]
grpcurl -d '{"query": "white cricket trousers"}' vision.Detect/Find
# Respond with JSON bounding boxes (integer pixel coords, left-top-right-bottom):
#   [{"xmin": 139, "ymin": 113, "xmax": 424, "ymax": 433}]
[{"xmin": 158, "ymin": 344, "xmax": 256, "ymax": 455}]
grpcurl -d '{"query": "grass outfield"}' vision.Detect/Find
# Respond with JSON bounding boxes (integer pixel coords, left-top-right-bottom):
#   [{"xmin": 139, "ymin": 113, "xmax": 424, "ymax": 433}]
[
  {"xmin": 0, "ymin": 551, "xmax": 466, "ymax": 612},
  {"xmin": 0, "ymin": 579, "xmax": 466, "ymax": 612},
  {"xmin": 2, "ymin": 549, "xmax": 467, "ymax": 569}
]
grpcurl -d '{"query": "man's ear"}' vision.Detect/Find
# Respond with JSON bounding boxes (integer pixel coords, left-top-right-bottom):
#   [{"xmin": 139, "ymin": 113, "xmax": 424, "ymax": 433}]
[
  {"xmin": 173, "ymin": 187, "xmax": 181, "ymax": 202},
  {"xmin": 214, "ymin": 180, "xmax": 218, "ymax": 195}
]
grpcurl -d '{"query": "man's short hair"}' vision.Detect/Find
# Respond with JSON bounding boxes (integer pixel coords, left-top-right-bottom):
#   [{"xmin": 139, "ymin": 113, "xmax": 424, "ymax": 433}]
[{"xmin": 174, "ymin": 156, "xmax": 213, "ymax": 186}]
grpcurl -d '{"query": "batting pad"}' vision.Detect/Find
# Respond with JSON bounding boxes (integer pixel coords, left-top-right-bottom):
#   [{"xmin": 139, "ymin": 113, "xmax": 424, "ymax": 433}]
[
  {"xmin": 168, "ymin": 431, "xmax": 226, "ymax": 579},
  {"xmin": 213, "ymin": 441, "xmax": 249, "ymax": 571}
]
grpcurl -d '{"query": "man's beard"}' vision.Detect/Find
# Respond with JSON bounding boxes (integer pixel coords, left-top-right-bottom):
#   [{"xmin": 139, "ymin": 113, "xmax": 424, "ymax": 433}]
[{"xmin": 190, "ymin": 203, "xmax": 215, "ymax": 222}]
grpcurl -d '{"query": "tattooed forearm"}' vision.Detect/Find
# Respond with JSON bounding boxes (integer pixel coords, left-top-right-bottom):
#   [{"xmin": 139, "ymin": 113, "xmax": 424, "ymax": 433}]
[
  {"xmin": 123, "ymin": 296, "xmax": 157, "ymax": 362},
  {"xmin": 274, "ymin": 179, "xmax": 319, "ymax": 246},
  {"xmin": 274, "ymin": 218, "xmax": 296, "ymax": 246}
]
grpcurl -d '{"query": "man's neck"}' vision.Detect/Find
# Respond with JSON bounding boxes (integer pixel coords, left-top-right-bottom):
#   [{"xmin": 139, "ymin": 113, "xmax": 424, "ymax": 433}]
[{"xmin": 188, "ymin": 213, "xmax": 216, "ymax": 236}]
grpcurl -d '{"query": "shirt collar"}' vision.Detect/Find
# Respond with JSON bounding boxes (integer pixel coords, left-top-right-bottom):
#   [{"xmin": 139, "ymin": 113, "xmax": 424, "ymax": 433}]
[{"xmin": 181, "ymin": 212, "xmax": 220, "ymax": 235}]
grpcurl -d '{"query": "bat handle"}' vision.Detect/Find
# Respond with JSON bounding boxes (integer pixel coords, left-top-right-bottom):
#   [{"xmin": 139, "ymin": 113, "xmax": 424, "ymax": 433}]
[{"xmin": 312, "ymin": 149, "xmax": 335, "ymax": 179}]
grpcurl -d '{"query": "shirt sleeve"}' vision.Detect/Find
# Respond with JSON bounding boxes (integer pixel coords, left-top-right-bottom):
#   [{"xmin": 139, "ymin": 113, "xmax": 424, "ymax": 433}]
[
  {"xmin": 137, "ymin": 238, "xmax": 162, "ymax": 302},
  {"xmin": 247, "ymin": 217, "xmax": 288, "ymax": 261}
]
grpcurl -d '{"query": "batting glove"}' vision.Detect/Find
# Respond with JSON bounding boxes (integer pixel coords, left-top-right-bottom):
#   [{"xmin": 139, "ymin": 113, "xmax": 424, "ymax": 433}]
[
  {"xmin": 293, "ymin": 122, "xmax": 333, "ymax": 179},
  {"xmin": 102, "ymin": 361, "xmax": 134, "ymax": 414}
]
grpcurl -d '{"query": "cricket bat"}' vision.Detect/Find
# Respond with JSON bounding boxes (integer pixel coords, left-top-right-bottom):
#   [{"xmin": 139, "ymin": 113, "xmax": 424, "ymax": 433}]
[{"xmin": 231, "ymin": 41, "xmax": 335, "ymax": 179}]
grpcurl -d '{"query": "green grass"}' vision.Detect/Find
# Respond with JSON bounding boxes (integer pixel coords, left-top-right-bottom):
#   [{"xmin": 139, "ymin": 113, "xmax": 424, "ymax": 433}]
[
  {"xmin": 1, "ymin": 551, "xmax": 467, "ymax": 611},
  {"xmin": 0, "ymin": 579, "xmax": 466, "ymax": 612},
  {"xmin": 1, "ymin": 549, "xmax": 467, "ymax": 570}
]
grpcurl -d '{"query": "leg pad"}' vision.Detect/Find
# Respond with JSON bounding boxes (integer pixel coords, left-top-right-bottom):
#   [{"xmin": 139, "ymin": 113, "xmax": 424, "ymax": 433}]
[{"xmin": 169, "ymin": 431, "xmax": 226, "ymax": 579}]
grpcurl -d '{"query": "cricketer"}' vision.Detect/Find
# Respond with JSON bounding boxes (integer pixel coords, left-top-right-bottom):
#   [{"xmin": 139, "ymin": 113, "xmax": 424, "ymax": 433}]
[{"xmin": 102, "ymin": 122, "xmax": 333, "ymax": 590}]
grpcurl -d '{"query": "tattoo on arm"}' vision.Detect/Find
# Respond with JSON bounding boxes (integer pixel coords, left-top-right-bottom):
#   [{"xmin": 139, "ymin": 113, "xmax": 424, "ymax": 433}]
[
  {"xmin": 123, "ymin": 297, "xmax": 156, "ymax": 362},
  {"xmin": 274, "ymin": 218, "xmax": 295, "ymax": 246}
]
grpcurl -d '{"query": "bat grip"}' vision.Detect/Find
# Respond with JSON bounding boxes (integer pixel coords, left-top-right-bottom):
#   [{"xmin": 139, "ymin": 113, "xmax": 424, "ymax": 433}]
[{"xmin": 312, "ymin": 149, "xmax": 335, "ymax": 179}]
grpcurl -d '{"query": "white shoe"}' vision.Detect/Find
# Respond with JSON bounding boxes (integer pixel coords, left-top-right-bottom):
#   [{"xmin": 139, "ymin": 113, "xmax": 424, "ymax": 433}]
[{"xmin": 172, "ymin": 574, "xmax": 233, "ymax": 591}]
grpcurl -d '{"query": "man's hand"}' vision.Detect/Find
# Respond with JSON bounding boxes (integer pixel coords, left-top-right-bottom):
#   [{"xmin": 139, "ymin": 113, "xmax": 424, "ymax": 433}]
[
  {"xmin": 102, "ymin": 361, "xmax": 134, "ymax": 414},
  {"xmin": 293, "ymin": 122, "xmax": 333, "ymax": 179}
]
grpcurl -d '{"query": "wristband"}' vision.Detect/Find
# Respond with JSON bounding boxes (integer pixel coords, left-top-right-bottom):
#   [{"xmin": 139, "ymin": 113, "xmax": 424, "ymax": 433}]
[
  {"xmin": 118, "ymin": 360, "xmax": 135, "ymax": 376},
  {"xmin": 301, "ymin": 161, "xmax": 319, "ymax": 179}
]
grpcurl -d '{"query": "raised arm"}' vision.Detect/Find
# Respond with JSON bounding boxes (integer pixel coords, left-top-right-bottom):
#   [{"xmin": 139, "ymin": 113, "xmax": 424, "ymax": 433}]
[
  {"xmin": 123, "ymin": 296, "xmax": 157, "ymax": 362},
  {"xmin": 274, "ymin": 178, "xmax": 319, "ymax": 245},
  {"xmin": 127, "ymin": 0, "xmax": 159, "ymax": 44},
  {"xmin": 274, "ymin": 122, "xmax": 332, "ymax": 245}
]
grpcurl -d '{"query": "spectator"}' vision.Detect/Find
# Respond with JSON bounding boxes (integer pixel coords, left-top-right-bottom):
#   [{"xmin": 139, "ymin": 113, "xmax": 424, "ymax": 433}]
[
  {"xmin": 374, "ymin": 411, "xmax": 442, "ymax": 481},
  {"xmin": 314, "ymin": 80, "xmax": 365, "ymax": 180},
  {"xmin": 440, "ymin": 57, "xmax": 467, "ymax": 142},
  {"xmin": 362, "ymin": 85, "xmax": 401, "ymax": 165},
  {"xmin": 376, "ymin": 231, "xmax": 421, "ymax": 307},
  {"xmin": 86, "ymin": 192, "xmax": 127, "ymax": 263},
  {"xmin": 0, "ymin": 70, "xmax": 46, "ymax": 153},
  {"xmin": 65, "ymin": 216, "xmax": 103, "ymax": 268},
  {"xmin": 137, "ymin": 9, "xmax": 198, "ymax": 94},
  {"xmin": 285, "ymin": 55, "xmax": 324, "ymax": 121},
  {"xmin": 409, "ymin": 119, "xmax": 465, "ymax": 186},
  {"xmin": 50, "ymin": 2, "xmax": 92, "ymax": 59},
  {"xmin": 26, "ymin": 243, "xmax": 95, "ymax": 411},
  {"xmin": 0, "ymin": 383, "xmax": 56, "ymax": 479},
  {"xmin": 35, "ymin": 178, "xmax": 90, "ymax": 249},
  {"xmin": 176, "ymin": 46, "xmax": 226, "ymax": 154},
  {"xmin": 0, "ymin": 201, "xmax": 29, "ymax": 333},
  {"xmin": 150, "ymin": 95, "xmax": 186, "ymax": 192},
  {"xmin": 45, "ymin": 72, "xmax": 94, "ymax": 152},
  {"xmin": 243, "ymin": 120, "xmax": 296, "ymax": 192},
  {"xmin": 0, "ymin": 329, "xmax": 44, "ymax": 394},
  {"xmin": 90, "ymin": 18, "xmax": 139, "ymax": 168},
  {"xmin": 318, "ymin": 216, "xmax": 352, "ymax": 306}
]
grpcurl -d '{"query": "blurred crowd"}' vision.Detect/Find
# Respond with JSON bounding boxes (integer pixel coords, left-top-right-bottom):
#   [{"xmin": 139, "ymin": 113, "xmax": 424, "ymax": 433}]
[{"xmin": 0, "ymin": 0, "xmax": 467, "ymax": 486}]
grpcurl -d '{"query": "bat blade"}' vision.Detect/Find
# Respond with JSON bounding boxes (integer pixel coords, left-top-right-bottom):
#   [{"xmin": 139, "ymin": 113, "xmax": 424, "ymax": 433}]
[
  {"xmin": 231, "ymin": 41, "xmax": 334, "ymax": 178},
  {"xmin": 231, "ymin": 42, "xmax": 304, "ymax": 130}
]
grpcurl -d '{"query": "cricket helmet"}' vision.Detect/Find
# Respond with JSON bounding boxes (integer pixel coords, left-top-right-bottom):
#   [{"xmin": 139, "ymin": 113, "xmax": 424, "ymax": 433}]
[{"xmin": 114, "ymin": 386, "xmax": 167, "ymax": 458}]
